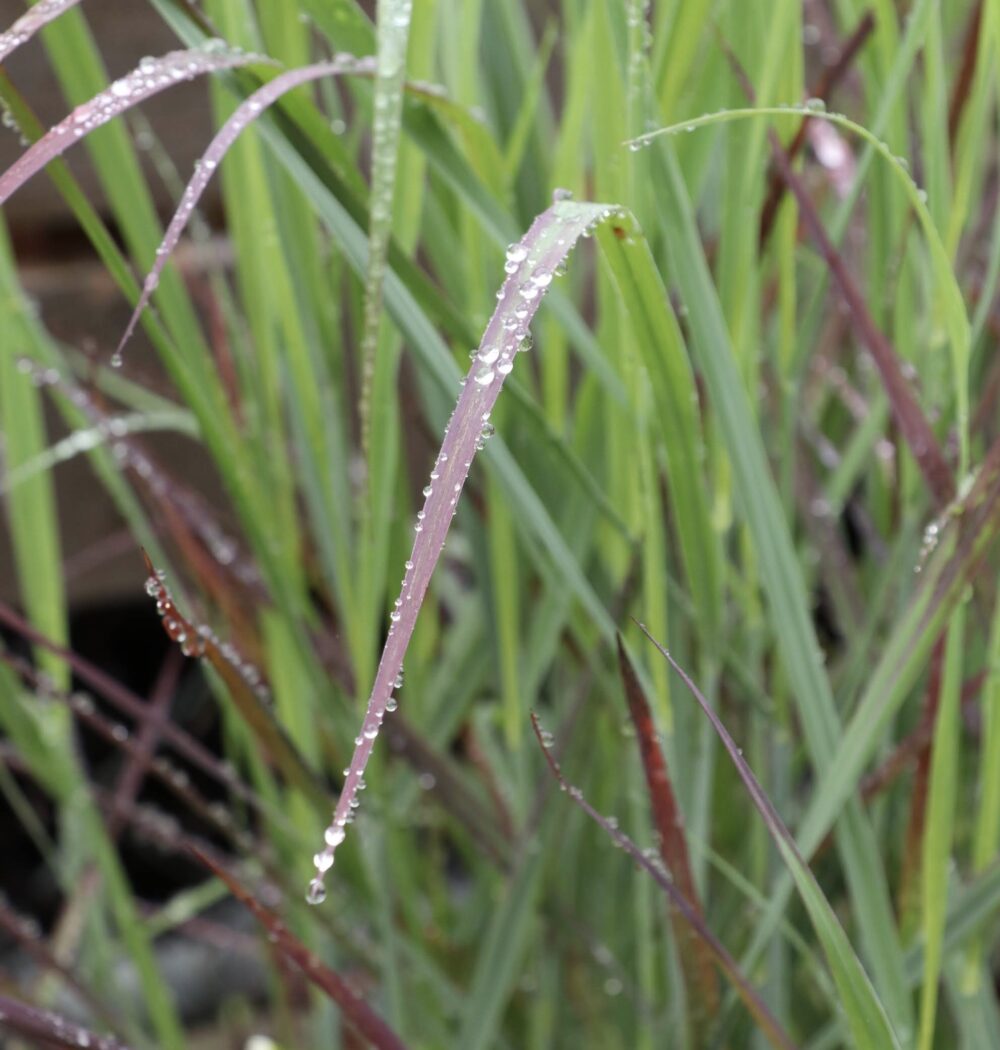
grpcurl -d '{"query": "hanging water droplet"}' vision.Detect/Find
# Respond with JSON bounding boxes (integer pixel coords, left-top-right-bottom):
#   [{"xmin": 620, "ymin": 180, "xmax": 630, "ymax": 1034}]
[{"xmin": 306, "ymin": 879, "xmax": 327, "ymax": 905}]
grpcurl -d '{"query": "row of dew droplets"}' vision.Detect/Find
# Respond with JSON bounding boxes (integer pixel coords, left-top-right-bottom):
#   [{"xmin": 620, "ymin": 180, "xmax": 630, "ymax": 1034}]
[
  {"xmin": 0, "ymin": 0, "xmax": 83, "ymax": 64},
  {"xmin": 109, "ymin": 53, "xmax": 373, "ymax": 370},
  {"xmin": 357, "ymin": 0, "xmax": 412, "ymax": 450},
  {"xmin": 141, "ymin": 553, "xmax": 272, "ymax": 703},
  {"xmin": 305, "ymin": 207, "xmax": 592, "ymax": 905}
]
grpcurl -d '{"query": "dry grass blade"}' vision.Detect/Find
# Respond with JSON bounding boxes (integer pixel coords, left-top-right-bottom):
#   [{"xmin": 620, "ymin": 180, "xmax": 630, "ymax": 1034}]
[
  {"xmin": 615, "ymin": 635, "xmax": 719, "ymax": 1026},
  {"xmin": 190, "ymin": 848, "xmax": 408, "ymax": 1050},
  {"xmin": 529, "ymin": 714, "xmax": 798, "ymax": 1050}
]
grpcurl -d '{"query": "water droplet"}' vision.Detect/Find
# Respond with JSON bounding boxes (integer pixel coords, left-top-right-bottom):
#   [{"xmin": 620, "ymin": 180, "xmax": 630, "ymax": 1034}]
[
  {"xmin": 306, "ymin": 879, "xmax": 326, "ymax": 905},
  {"xmin": 804, "ymin": 96, "xmax": 826, "ymax": 113}
]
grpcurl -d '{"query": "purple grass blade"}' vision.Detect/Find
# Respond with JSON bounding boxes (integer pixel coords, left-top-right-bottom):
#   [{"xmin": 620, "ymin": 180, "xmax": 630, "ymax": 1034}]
[
  {"xmin": 0, "ymin": 44, "xmax": 267, "ymax": 209},
  {"xmin": 0, "ymin": 992, "xmax": 131, "ymax": 1050},
  {"xmin": 307, "ymin": 200, "xmax": 635, "ymax": 904},
  {"xmin": 0, "ymin": 0, "xmax": 83, "ymax": 63},
  {"xmin": 529, "ymin": 714, "xmax": 798, "ymax": 1050},
  {"xmin": 113, "ymin": 54, "xmax": 376, "ymax": 366}
]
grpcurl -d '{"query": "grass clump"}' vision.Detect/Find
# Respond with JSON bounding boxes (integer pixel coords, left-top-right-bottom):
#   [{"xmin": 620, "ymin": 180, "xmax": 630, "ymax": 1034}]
[{"xmin": 0, "ymin": 2, "xmax": 999, "ymax": 1048}]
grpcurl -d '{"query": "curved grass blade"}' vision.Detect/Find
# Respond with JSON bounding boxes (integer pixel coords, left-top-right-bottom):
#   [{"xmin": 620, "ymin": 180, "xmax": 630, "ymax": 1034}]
[
  {"xmin": 640, "ymin": 627, "xmax": 901, "ymax": 1050},
  {"xmin": 112, "ymin": 54, "xmax": 375, "ymax": 366},
  {"xmin": 307, "ymin": 199, "xmax": 625, "ymax": 902},
  {"xmin": 630, "ymin": 103, "xmax": 972, "ymax": 474},
  {"xmin": 713, "ymin": 49, "xmax": 955, "ymax": 507},
  {"xmin": 140, "ymin": 552, "xmax": 329, "ymax": 809},
  {"xmin": 191, "ymin": 848, "xmax": 408, "ymax": 1050},
  {"xmin": 0, "ymin": 0, "xmax": 83, "ymax": 63},
  {"xmin": 0, "ymin": 44, "xmax": 267, "ymax": 210},
  {"xmin": 529, "ymin": 714, "xmax": 798, "ymax": 1050}
]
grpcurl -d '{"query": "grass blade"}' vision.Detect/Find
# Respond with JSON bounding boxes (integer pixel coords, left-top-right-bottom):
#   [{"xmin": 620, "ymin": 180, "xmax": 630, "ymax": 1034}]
[
  {"xmin": 192, "ymin": 849, "xmax": 408, "ymax": 1050},
  {"xmin": 529, "ymin": 714, "xmax": 798, "ymax": 1050},
  {"xmin": 640, "ymin": 627, "xmax": 901, "ymax": 1050},
  {"xmin": 112, "ymin": 54, "xmax": 375, "ymax": 365},
  {"xmin": 0, "ymin": 45, "xmax": 265, "ymax": 210},
  {"xmin": 307, "ymin": 199, "xmax": 627, "ymax": 901},
  {"xmin": 616, "ymin": 635, "xmax": 719, "ymax": 1031},
  {"xmin": 0, "ymin": 993, "xmax": 131, "ymax": 1050},
  {"xmin": 0, "ymin": 0, "xmax": 83, "ymax": 62}
]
